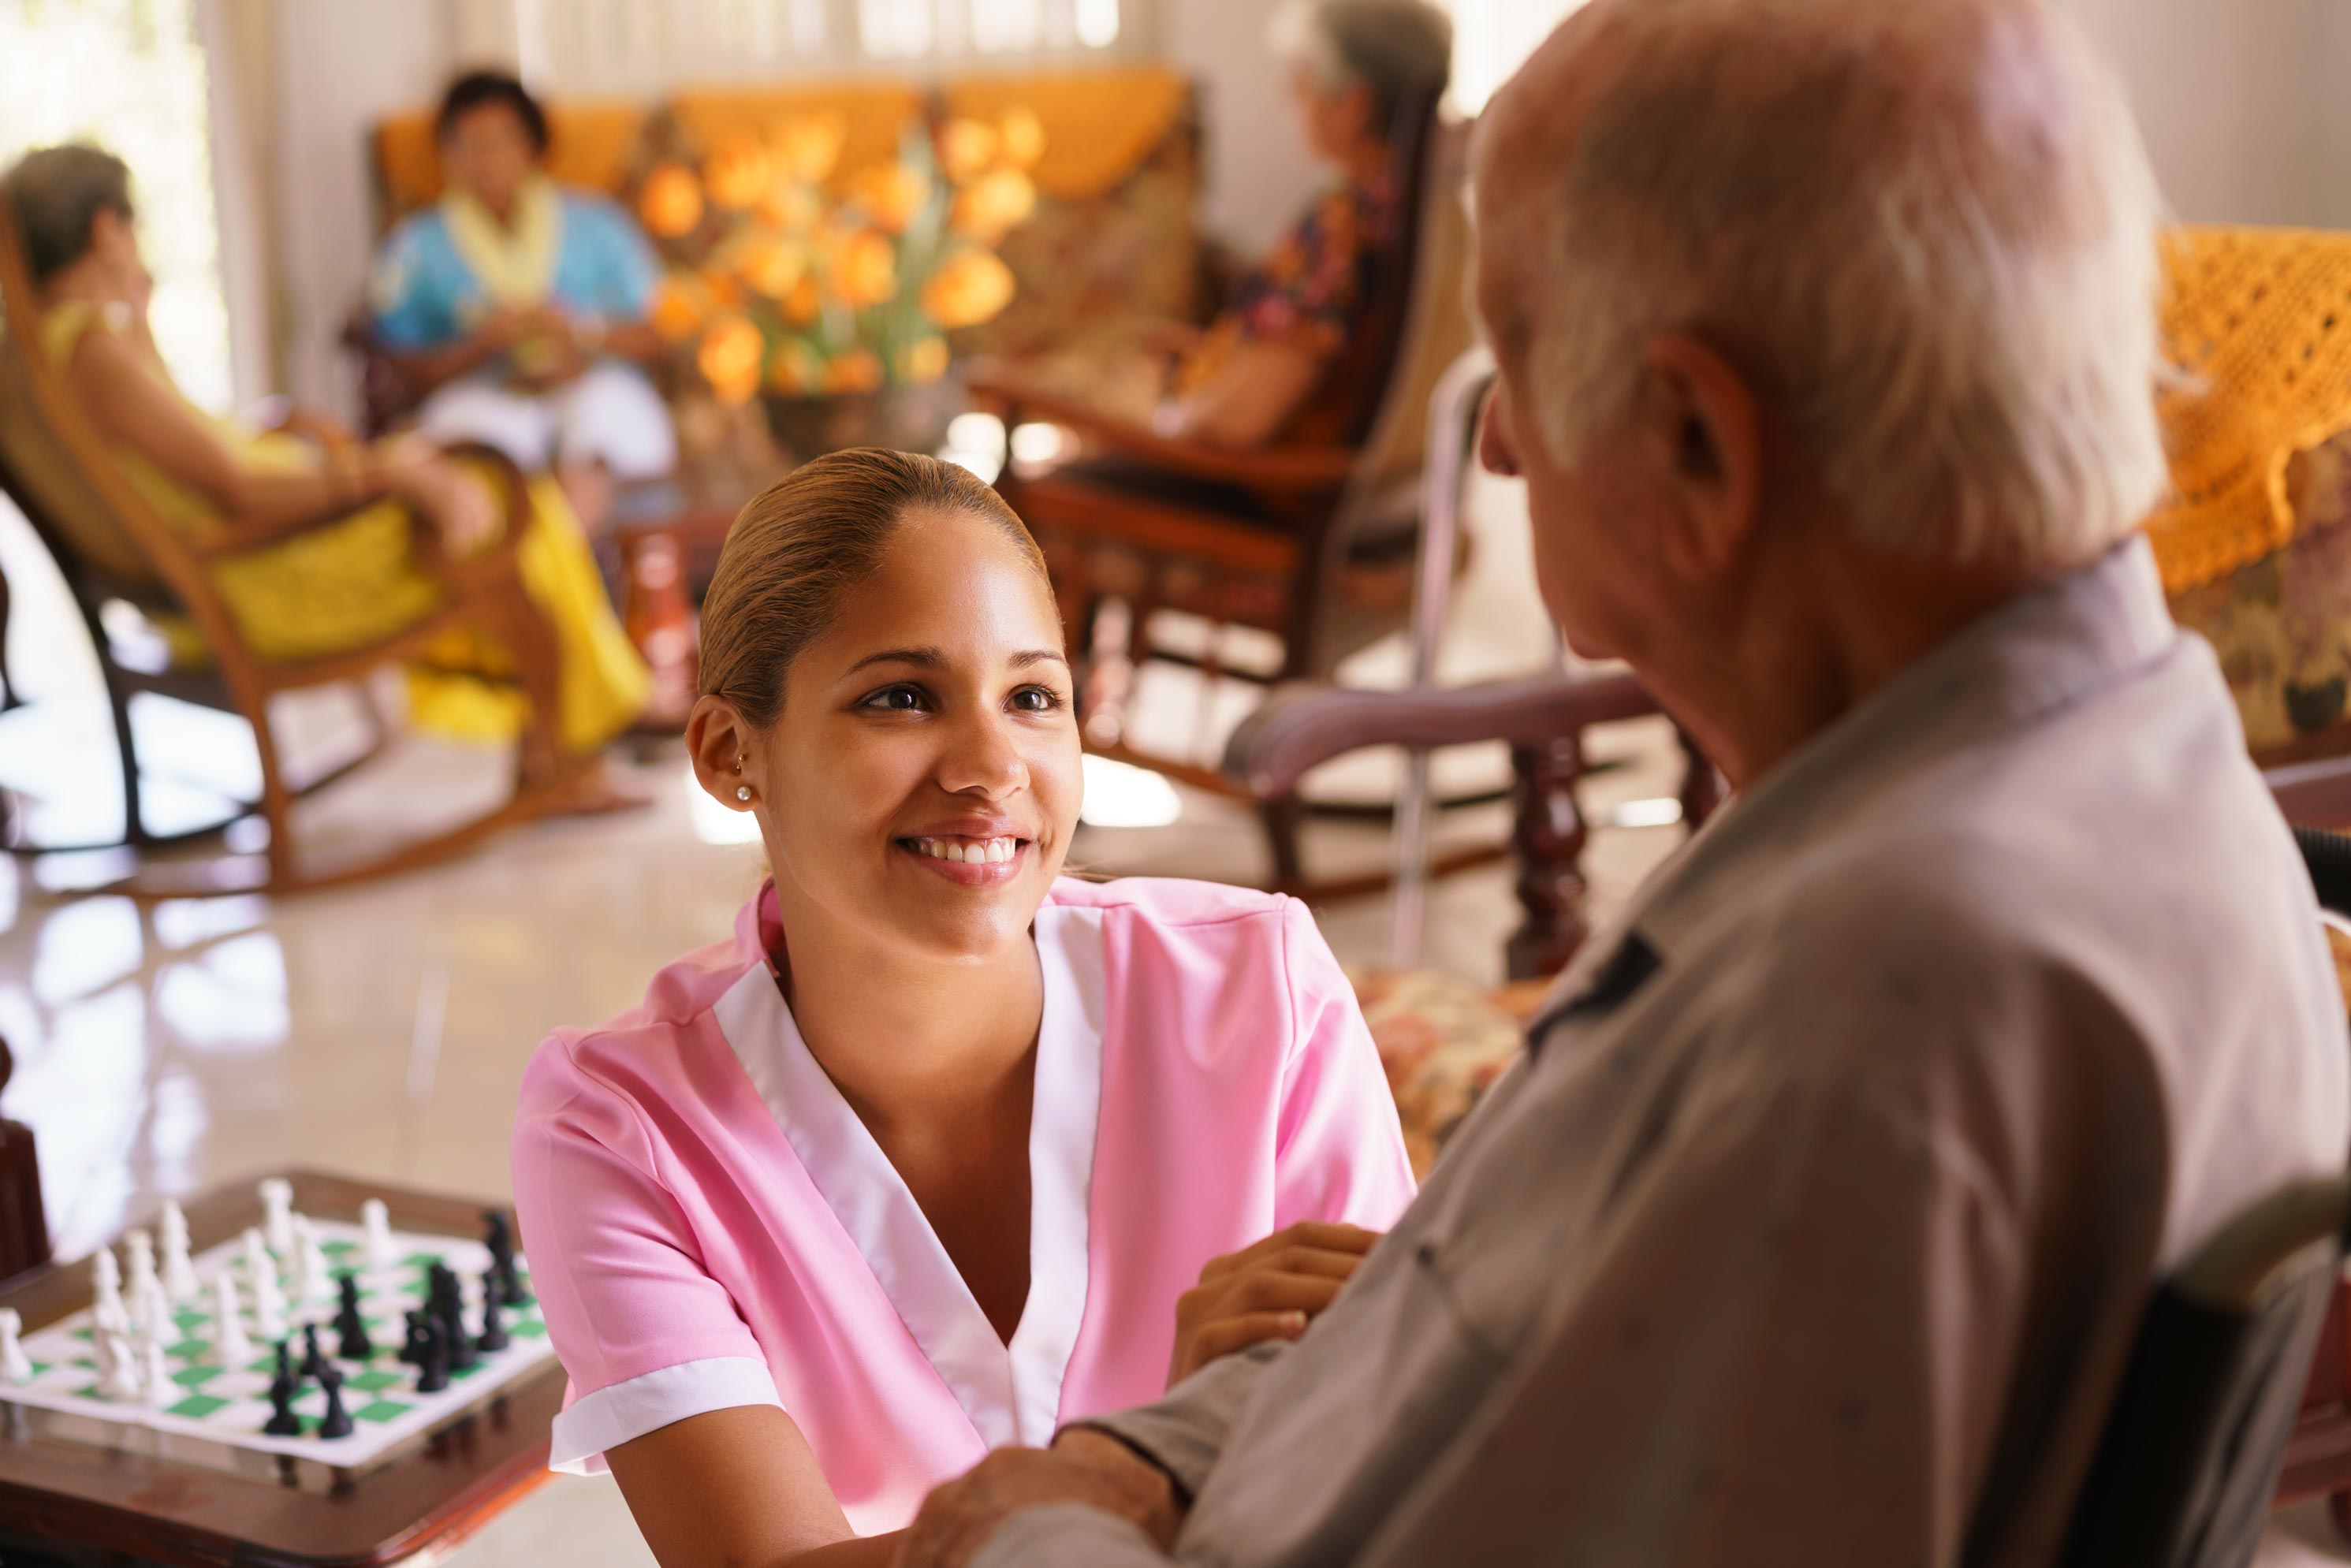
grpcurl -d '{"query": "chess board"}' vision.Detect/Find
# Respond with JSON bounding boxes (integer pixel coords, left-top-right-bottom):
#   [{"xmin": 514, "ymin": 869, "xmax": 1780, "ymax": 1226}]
[{"xmin": 1, "ymin": 1218, "xmax": 557, "ymax": 1469}]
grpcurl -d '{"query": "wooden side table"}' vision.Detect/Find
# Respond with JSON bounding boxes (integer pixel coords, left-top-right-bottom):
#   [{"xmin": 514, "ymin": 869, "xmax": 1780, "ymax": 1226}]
[
  {"xmin": 0, "ymin": 1171, "xmax": 563, "ymax": 1568},
  {"xmin": 610, "ymin": 481, "xmax": 750, "ymax": 733}
]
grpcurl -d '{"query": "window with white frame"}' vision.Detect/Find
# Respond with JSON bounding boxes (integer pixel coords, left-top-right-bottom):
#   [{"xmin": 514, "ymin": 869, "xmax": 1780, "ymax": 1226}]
[
  {"xmin": 505, "ymin": 0, "xmax": 1142, "ymax": 98},
  {"xmin": 0, "ymin": 0, "xmax": 233, "ymax": 412}
]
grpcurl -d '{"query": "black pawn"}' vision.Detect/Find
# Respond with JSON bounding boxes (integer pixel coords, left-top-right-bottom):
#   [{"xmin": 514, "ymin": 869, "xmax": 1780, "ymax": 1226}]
[
  {"xmin": 415, "ymin": 1317, "xmax": 450, "ymax": 1394},
  {"xmin": 497, "ymin": 1255, "xmax": 529, "ymax": 1308},
  {"xmin": 398, "ymin": 1309, "xmax": 431, "ymax": 1367},
  {"xmin": 274, "ymin": 1337, "xmax": 298, "ymax": 1387},
  {"xmin": 314, "ymin": 1365, "xmax": 353, "ymax": 1440},
  {"xmin": 475, "ymin": 1287, "xmax": 509, "ymax": 1354},
  {"xmin": 299, "ymin": 1324, "xmax": 328, "ymax": 1382},
  {"xmin": 482, "ymin": 1209, "xmax": 514, "ymax": 1276},
  {"xmin": 262, "ymin": 1366, "xmax": 301, "ymax": 1436},
  {"xmin": 334, "ymin": 1276, "xmax": 373, "ymax": 1361}
]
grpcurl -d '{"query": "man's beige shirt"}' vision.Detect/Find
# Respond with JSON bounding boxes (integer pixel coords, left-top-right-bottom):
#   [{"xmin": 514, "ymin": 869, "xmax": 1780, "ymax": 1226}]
[{"xmin": 978, "ymin": 540, "xmax": 2351, "ymax": 1566}]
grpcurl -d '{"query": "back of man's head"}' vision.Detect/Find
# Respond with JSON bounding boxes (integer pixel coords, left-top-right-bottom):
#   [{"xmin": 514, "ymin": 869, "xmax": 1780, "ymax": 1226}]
[{"xmin": 1485, "ymin": 0, "xmax": 2167, "ymax": 575}]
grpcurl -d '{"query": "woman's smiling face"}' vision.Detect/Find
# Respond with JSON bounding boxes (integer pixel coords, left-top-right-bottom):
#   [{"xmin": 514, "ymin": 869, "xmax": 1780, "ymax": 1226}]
[{"xmin": 754, "ymin": 507, "xmax": 1082, "ymax": 963}]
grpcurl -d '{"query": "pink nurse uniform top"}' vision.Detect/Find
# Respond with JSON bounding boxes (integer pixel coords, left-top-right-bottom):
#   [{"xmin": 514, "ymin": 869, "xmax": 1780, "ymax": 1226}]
[{"xmin": 510, "ymin": 875, "xmax": 1417, "ymax": 1533}]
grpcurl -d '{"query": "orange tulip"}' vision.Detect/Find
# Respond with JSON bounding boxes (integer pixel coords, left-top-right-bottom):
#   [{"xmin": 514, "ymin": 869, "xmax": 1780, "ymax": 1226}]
[
  {"xmin": 847, "ymin": 163, "xmax": 933, "ymax": 237},
  {"xmin": 736, "ymin": 237, "xmax": 809, "ymax": 300},
  {"xmin": 920, "ymin": 248, "xmax": 1016, "ymax": 330},
  {"xmin": 950, "ymin": 168, "xmax": 1036, "ymax": 245},
  {"xmin": 697, "ymin": 314, "xmax": 766, "ymax": 405},
  {"xmin": 999, "ymin": 106, "xmax": 1045, "ymax": 169},
  {"xmin": 639, "ymin": 162, "xmax": 704, "ymax": 239},
  {"xmin": 897, "ymin": 335, "xmax": 950, "ymax": 386},
  {"xmin": 771, "ymin": 114, "xmax": 847, "ymax": 187},
  {"xmin": 822, "ymin": 348, "xmax": 885, "ymax": 396},
  {"xmin": 768, "ymin": 339, "xmax": 820, "ymax": 397},
  {"xmin": 784, "ymin": 273, "xmax": 823, "ymax": 326},
  {"xmin": 937, "ymin": 117, "xmax": 1000, "ymax": 184},
  {"xmin": 827, "ymin": 229, "xmax": 899, "ymax": 308},
  {"xmin": 705, "ymin": 136, "xmax": 771, "ymax": 212},
  {"xmin": 759, "ymin": 182, "xmax": 823, "ymax": 234},
  {"xmin": 648, "ymin": 276, "xmax": 706, "ymax": 341}
]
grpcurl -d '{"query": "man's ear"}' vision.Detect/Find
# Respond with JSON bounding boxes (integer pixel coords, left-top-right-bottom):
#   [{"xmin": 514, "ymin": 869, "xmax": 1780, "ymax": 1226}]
[
  {"xmin": 685, "ymin": 696, "xmax": 757, "ymax": 811},
  {"xmin": 1638, "ymin": 333, "xmax": 1764, "ymax": 581}
]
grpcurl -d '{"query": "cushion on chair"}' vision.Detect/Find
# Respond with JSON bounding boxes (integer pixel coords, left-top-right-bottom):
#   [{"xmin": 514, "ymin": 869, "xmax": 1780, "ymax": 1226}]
[{"xmin": 1353, "ymin": 967, "xmax": 1544, "ymax": 1179}]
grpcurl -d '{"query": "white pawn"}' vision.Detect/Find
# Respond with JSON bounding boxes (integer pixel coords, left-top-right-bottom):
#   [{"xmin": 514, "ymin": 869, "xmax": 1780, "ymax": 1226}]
[
  {"xmin": 243, "ymin": 1228, "xmax": 287, "ymax": 1339},
  {"xmin": 0, "ymin": 1307, "xmax": 30, "ymax": 1383},
  {"xmin": 142, "ymin": 1334, "xmax": 172, "ymax": 1406},
  {"xmin": 290, "ymin": 1216, "xmax": 331, "ymax": 1303},
  {"xmin": 91, "ymin": 1246, "xmax": 125, "ymax": 1332},
  {"xmin": 361, "ymin": 1198, "xmax": 395, "ymax": 1271},
  {"xmin": 124, "ymin": 1229, "xmax": 157, "ymax": 1301},
  {"xmin": 213, "ymin": 1273, "xmax": 253, "ymax": 1367},
  {"xmin": 96, "ymin": 1330, "xmax": 140, "ymax": 1399},
  {"xmin": 259, "ymin": 1178, "xmax": 295, "ymax": 1257},
  {"xmin": 158, "ymin": 1201, "xmax": 196, "ymax": 1301}
]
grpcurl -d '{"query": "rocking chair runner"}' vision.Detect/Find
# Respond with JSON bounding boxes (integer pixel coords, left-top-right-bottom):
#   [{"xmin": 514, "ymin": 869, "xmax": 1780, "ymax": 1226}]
[
  {"xmin": 974, "ymin": 83, "xmax": 1476, "ymax": 892},
  {"xmin": 0, "ymin": 209, "xmax": 576, "ymax": 896}
]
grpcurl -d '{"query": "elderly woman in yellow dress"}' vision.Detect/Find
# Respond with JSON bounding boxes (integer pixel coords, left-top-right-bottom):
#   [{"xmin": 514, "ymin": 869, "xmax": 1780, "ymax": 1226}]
[{"xmin": 2, "ymin": 143, "xmax": 649, "ymax": 800}]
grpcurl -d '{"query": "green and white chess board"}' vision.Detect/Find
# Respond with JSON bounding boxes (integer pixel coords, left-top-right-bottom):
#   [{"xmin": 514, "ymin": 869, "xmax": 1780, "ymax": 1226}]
[{"xmin": 1, "ymin": 1218, "xmax": 557, "ymax": 1469}]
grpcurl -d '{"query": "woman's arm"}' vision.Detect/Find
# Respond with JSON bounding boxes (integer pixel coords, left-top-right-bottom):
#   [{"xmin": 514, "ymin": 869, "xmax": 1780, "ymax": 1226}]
[
  {"xmin": 65, "ymin": 325, "xmax": 490, "ymax": 550},
  {"xmin": 608, "ymin": 1404, "xmax": 903, "ymax": 1567},
  {"xmin": 382, "ymin": 306, "xmax": 529, "ymax": 399}
]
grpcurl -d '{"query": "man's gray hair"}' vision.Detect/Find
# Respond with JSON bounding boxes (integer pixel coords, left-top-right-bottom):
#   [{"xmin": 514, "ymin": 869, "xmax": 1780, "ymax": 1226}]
[
  {"xmin": 1270, "ymin": 0, "xmax": 1455, "ymax": 132},
  {"xmin": 1505, "ymin": 0, "xmax": 2169, "ymax": 572},
  {"xmin": 1, "ymin": 143, "xmax": 132, "ymax": 284}
]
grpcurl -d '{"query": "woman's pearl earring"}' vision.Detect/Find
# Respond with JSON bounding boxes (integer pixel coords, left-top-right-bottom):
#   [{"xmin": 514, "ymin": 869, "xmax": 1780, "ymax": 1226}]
[{"xmin": 733, "ymin": 752, "xmax": 752, "ymax": 804}]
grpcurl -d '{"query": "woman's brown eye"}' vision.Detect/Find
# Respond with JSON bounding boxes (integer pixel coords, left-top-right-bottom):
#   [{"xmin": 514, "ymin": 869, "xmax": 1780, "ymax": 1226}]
[{"xmin": 864, "ymin": 687, "xmax": 922, "ymax": 712}]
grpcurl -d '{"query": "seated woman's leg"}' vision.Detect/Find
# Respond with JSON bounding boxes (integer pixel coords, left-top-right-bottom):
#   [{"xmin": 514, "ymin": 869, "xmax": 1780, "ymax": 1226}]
[
  {"xmin": 415, "ymin": 377, "xmax": 559, "ymax": 472},
  {"xmin": 551, "ymin": 362, "xmax": 677, "ymax": 480}
]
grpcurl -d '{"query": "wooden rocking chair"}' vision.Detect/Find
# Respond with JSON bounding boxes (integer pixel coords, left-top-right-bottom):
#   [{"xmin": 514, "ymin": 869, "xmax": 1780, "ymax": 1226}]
[
  {"xmin": 0, "ymin": 210, "xmax": 576, "ymax": 896},
  {"xmin": 974, "ymin": 84, "xmax": 1477, "ymax": 891}
]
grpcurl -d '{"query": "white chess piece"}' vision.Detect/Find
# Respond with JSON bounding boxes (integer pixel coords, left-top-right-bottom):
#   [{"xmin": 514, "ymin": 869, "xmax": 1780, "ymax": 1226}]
[
  {"xmin": 142, "ymin": 1335, "xmax": 172, "ymax": 1406},
  {"xmin": 92, "ymin": 1246, "xmax": 125, "ymax": 1332},
  {"xmin": 96, "ymin": 1331, "xmax": 140, "ymax": 1399},
  {"xmin": 0, "ymin": 1308, "xmax": 30, "ymax": 1384},
  {"xmin": 213, "ymin": 1273, "xmax": 253, "ymax": 1367},
  {"xmin": 259, "ymin": 1178, "xmax": 295, "ymax": 1257},
  {"xmin": 158, "ymin": 1201, "xmax": 196, "ymax": 1301},
  {"xmin": 290, "ymin": 1215, "xmax": 331, "ymax": 1303},
  {"xmin": 124, "ymin": 1229, "xmax": 156, "ymax": 1301},
  {"xmin": 361, "ymin": 1198, "xmax": 395, "ymax": 1271}
]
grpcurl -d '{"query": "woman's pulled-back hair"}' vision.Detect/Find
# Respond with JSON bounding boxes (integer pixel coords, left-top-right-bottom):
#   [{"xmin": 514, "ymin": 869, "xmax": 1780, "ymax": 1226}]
[
  {"xmin": 1, "ymin": 143, "xmax": 132, "ymax": 283},
  {"xmin": 699, "ymin": 447, "xmax": 1050, "ymax": 728}
]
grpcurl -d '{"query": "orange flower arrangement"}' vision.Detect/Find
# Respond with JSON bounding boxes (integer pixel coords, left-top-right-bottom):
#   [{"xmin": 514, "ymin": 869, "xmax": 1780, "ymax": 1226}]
[{"xmin": 641, "ymin": 106, "xmax": 1044, "ymax": 404}]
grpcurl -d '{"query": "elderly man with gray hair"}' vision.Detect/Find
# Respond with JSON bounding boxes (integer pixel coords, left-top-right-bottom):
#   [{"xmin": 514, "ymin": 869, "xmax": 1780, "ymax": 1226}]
[{"xmin": 896, "ymin": 0, "xmax": 2350, "ymax": 1564}]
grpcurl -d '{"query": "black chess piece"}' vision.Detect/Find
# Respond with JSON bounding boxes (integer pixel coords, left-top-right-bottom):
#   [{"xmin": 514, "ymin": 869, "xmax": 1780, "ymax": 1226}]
[
  {"xmin": 274, "ymin": 1337, "xmax": 298, "ymax": 1388},
  {"xmin": 475, "ymin": 1285, "xmax": 509, "ymax": 1354},
  {"xmin": 299, "ymin": 1323, "xmax": 328, "ymax": 1382},
  {"xmin": 399, "ymin": 1309, "xmax": 432, "ymax": 1367},
  {"xmin": 497, "ymin": 1253, "xmax": 529, "ymax": 1308},
  {"xmin": 314, "ymin": 1364, "xmax": 353, "ymax": 1440},
  {"xmin": 262, "ymin": 1366, "xmax": 302, "ymax": 1436},
  {"xmin": 444, "ymin": 1294, "xmax": 479, "ymax": 1371},
  {"xmin": 482, "ymin": 1209, "xmax": 513, "ymax": 1275},
  {"xmin": 334, "ymin": 1276, "xmax": 373, "ymax": 1361},
  {"xmin": 415, "ymin": 1316, "xmax": 450, "ymax": 1395}
]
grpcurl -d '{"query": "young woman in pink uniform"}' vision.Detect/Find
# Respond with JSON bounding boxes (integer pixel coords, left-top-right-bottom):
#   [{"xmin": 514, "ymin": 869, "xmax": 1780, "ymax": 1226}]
[{"xmin": 511, "ymin": 449, "xmax": 1414, "ymax": 1564}]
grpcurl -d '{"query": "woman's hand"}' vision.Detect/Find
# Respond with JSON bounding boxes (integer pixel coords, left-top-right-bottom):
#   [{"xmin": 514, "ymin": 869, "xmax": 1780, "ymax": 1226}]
[
  {"xmin": 1168, "ymin": 1220, "xmax": 1381, "ymax": 1387},
  {"xmin": 375, "ymin": 438, "xmax": 499, "ymax": 557}
]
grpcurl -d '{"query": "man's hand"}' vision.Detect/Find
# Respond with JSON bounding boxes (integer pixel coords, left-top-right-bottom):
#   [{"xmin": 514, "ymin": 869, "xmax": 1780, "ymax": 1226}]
[
  {"xmin": 897, "ymin": 1430, "xmax": 1181, "ymax": 1568},
  {"xmin": 1168, "ymin": 1222, "xmax": 1380, "ymax": 1387}
]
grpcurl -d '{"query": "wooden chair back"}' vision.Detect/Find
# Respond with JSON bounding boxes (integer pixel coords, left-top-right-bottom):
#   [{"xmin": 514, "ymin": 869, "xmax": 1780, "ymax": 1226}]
[
  {"xmin": 1325, "ymin": 82, "xmax": 1452, "ymax": 449},
  {"xmin": 0, "ymin": 207, "xmax": 240, "ymax": 661}
]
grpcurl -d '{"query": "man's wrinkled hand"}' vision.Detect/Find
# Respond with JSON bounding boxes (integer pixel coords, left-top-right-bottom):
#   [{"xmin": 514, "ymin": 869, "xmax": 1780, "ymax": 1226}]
[{"xmin": 896, "ymin": 1430, "xmax": 1181, "ymax": 1568}]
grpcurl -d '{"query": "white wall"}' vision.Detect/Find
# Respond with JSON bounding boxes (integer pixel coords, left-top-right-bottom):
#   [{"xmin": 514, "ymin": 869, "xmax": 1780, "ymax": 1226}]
[
  {"xmin": 2062, "ymin": 0, "xmax": 2332, "ymax": 227},
  {"xmin": 1156, "ymin": 0, "xmax": 1323, "ymax": 259},
  {"xmin": 270, "ymin": 0, "xmax": 455, "ymax": 411}
]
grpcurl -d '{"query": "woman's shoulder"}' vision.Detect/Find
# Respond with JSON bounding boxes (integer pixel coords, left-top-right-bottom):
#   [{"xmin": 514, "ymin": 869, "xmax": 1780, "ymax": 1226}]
[
  {"xmin": 555, "ymin": 187, "xmax": 643, "ymax": 236},
  {"xmin": 1047, "ymin": 876, "xmax": 1342, "ymax": 973},
  {"xmin": 517, "ymin": 923, "xmax": 764, "ymax": 1123}
]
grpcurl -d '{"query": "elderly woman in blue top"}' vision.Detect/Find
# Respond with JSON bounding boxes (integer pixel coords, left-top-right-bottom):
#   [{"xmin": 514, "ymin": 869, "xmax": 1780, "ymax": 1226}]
[{"xmin": 370, "ymin": 71, "xmax": 676, "ymax": 526}]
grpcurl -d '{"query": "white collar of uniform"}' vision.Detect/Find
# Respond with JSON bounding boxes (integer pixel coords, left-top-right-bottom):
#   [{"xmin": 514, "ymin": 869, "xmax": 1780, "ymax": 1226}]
[{"xmin": 710, "ymin": 902, "xmax": 1108, "ymax": 1451}]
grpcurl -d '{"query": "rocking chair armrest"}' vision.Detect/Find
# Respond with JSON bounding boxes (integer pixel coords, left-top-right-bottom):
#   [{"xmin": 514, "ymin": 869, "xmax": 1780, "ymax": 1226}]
[
  {"xmin": 966, "ymin": 372, "xmax": 1359, "ymax": 494},
  {"xmin": 1223, "ymin": 670, "xmax": 1664, "ymax": 799}
]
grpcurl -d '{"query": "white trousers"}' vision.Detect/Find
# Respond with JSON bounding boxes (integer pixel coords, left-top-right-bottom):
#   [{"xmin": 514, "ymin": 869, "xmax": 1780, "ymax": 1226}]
[{"xmin": 417, "ymin": 360, "xmax": 679, "ymax": 479}]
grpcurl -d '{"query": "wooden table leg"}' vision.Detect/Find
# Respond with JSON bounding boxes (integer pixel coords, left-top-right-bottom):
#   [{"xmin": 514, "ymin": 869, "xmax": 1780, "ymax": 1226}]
[{"xmin": 621, "ymin": 530, "xmax": 699, "ymax": 730}]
